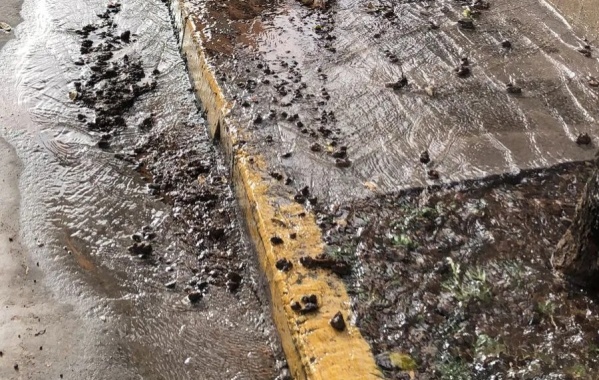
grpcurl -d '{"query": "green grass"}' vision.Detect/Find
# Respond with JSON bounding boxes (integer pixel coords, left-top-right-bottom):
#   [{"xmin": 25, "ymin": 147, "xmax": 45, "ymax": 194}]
[
  {"xmin": 439, "ymin": 359, "xmax": 471, "ymax": 380},
  {"xmin": 475, "ymin": 334, "xmax": 506, "ymax": 358},
  {"xmin": 442, "ymin": 258, "xmax": 492, "ymax": 303}
]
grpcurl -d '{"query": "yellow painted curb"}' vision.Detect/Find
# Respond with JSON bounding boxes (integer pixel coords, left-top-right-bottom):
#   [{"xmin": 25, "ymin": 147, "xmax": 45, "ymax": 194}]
[{"xmin": 169, "ymin": 1, "xmax": 382, "ymax": 378}]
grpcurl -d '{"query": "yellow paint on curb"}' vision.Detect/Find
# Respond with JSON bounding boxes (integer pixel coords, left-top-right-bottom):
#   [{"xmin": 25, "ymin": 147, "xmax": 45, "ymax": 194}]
[{"xmin": 170, "ymin": 1, "xmax": 383, "ymax": 378}]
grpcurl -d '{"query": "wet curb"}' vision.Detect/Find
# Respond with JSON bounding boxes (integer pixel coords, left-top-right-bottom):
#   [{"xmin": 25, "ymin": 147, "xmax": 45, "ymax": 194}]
[{"xmin": 168, "ymin": 1, "xmax": 382, "ymax": 379}]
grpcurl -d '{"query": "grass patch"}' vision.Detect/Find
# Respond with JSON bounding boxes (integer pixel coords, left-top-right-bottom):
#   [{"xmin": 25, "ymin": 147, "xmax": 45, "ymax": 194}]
[
  {"xmin": 443, "ymin": 258, "xmax": 492, "ymax": 303},
  {"xmin": 439, "ymin": 358, "xmax": 471, "ymax": 380}
]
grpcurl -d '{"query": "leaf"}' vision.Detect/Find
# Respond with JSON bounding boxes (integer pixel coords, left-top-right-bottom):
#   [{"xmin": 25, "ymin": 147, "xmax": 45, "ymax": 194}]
[{"xmin": 388, "ymin": 352, "xmax": 417, "ymax": 371}]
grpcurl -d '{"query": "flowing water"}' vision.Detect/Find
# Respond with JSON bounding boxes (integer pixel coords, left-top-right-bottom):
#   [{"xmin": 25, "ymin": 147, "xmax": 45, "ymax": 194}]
[
  {"xmin": 182, "ymin": 0, "xmax": 599, "ymax": 202},
  {"xmin": 0, "ymin": 0, "xmax": 280, "ymax": 378}
]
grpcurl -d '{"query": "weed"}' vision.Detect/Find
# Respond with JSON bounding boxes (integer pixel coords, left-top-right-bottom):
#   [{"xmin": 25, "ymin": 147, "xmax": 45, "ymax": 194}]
[
  {"xmin": 328, "ymin": 245, "xmax": 354, "ymax": 261},
  {"xmin": 392, "ymin": 234, "xmax": 418, "ymax": 250},
  {"xmin": 536, "ymin": 300, "xmax": 556, "ymax": 317},
  {"xmin": 588, "ymin": 343, "xmax": 599, "ymax": 356},
  {"xmin": 442, "ymin": 258, "xmax": 492, "ymax": 303},
  {"xmin": 439, "ymin": 358, "xmax": 471, "ymax": 380},
  {"xmin": 566, "ymin": 363, "xmax": 587, "ymax": 378},
  {"xmin": 496, "ymin": 260, "xmax": 527, "ymax": 287},
  {"xmin": 475, "ymin": 334, "xmax": 506, "ymax": 358}
]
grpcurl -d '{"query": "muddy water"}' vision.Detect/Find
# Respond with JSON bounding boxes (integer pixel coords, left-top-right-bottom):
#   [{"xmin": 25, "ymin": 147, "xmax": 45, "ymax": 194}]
[
  {"xmin": 0, "ymin": 0, "xmax": 279, "ymax": 379},
  {"xmin": 187, "ymin": 0, "xmax": 599, "ymax": 203}
]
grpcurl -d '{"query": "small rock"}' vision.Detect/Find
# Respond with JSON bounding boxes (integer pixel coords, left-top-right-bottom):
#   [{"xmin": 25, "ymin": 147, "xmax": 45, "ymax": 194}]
[
  {"xmin": 226, "ymin": 271, "xmax": 242, "ymax": 284},
  {"xmin": 331, "ymin": 146, "xmax": 347, "ymax": 158},
  {"xmin": 385, "ymin": 76, "xmax": 408, "ymax": 90},
  {"xmin": 506, "ymin": 83, "xmax": 522, "ymax": 94},
  {"xmin": 270, "ymin": 236, "xmax": 284, "ymax": 245},
  {"xmin": 301, "ymin": 294, "xmax": 317, "ymax": 304},
  {"xmin": 427, "ymin": 169, "xmax": 440, "ymax": 180},
  {"xmin": 310, "ymin": 143, "xmax": 322, "ymax": 152},
  {"xmin": 226, "ymin": 280, "xmax": 240, "ymax": 292},
  {"xmin": 455, "ymin": 65, "xmax": 470, "ymax": 77},
  {"xmin": 294, "ymin": 193, "xmax": 306, "ymax": 203},
  {"xmin": 501, "ymin": 40, "xmax": 512, "ymax": 49},
  {"xmin": 13, "ymin": 363, "xmax": 18, "ymax": 371},
  {"xmin": 188, "ymin": 291, "xmax": 203, "ymax": 303},
  {"xmin": 458, "ymin": 18, "xmax": 475, "ymax": 30},
  {"xmin": 121, "ymin": 30, "xmax": 131, "ymax": 42},
  {"xmin": 290, "ymin": 301, "xmax": 302, "ymax": 311},
  {"xmin": 425, "ymin": 85, "xmax": 435, "ymax": 97},
  {"xmin": 275, "ymin": 258, "xmax": 293, "ymax": 272},
  {"xmin": 330, "ymin": 311, "xmax": 346, "ymax": 331},
  {"xmin": 335, "ymin": 158, "xmax": 351, "ymax": 168},
  {"xmin": 578, "ymin": 46, "xmax": 592, "ymax": 57},
  {"xmin": 576, "ymin": 132, "xmax": 591, "ymax": 145},
  {"xmin": 270, "ymin": 171, "xmax": 284, "ymax": 180},
  {"xmin": 300, "ymin": 303, "xmax": 319, "ymax": 314},
  {"xmin": 97, "ymin": 139, "xmax": 110, "ymax": 149},
  {"xmin": 254, "ymin": 114, "xmax": 263, "ymax": 124},
  {"xmin": 128, "ymin": 242, "xmax": 152, "ymax": 257},
  {"xmin": 420, "ymin": 151, "xmax": 430, "ymax": 164},
  {"xmin": 165, "ymin": 280, "xmax": 177, "ymax": 289},
  {"xmin": 0, "ymin": 22, "xmax": 12, "ymax": 32}
]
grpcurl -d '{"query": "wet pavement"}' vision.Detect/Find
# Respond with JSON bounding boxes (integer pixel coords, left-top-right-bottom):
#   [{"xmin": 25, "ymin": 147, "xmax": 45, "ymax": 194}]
[
  {"xmin": 186, "ymin": 0, "xmax": 599, "ymax": 203},
  {"xmin": 0, "ymin": 0, "xmax": 283, "ymax": 378}
]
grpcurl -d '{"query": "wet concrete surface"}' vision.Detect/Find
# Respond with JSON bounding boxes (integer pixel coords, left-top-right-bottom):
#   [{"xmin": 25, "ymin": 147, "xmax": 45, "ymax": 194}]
[
  {"xmin": 185, "ymin": 0, "xmax": 599, "ymax": 203},
  {"xmin": 0, "ymin": 0, "xmax": 282, "ymax": 378}
]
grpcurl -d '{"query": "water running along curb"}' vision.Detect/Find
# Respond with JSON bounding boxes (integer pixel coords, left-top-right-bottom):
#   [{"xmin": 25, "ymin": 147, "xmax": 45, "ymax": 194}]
[{"xmin": 167, "ymin": 0, "xmax": 382, "ymax": 378}]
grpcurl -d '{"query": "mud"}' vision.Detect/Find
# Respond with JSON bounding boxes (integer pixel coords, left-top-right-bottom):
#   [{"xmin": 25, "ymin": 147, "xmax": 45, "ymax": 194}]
[
  {"xmin": 315, "ymin": 161, "xmax": 599, "ymax": 379},
  {"xmin": 0, "ymin": 0, "xmax": 284, "ymax": 378}
]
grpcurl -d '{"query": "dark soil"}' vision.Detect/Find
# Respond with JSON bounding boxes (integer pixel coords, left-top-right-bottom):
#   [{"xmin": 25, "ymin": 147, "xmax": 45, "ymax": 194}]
[
  {"xmin": 72, "ymin": 2, "xmax": 157, "ymax": 137},
  {"xmin": 316, "ymin": 162, "xmax": 599, "ymax": 379}
]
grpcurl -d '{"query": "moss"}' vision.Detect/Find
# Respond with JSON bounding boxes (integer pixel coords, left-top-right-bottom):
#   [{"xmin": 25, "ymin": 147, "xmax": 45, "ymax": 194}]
[{"xmin": 388, "ymin": 352, "xmax": 417, "ymax": 371}]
